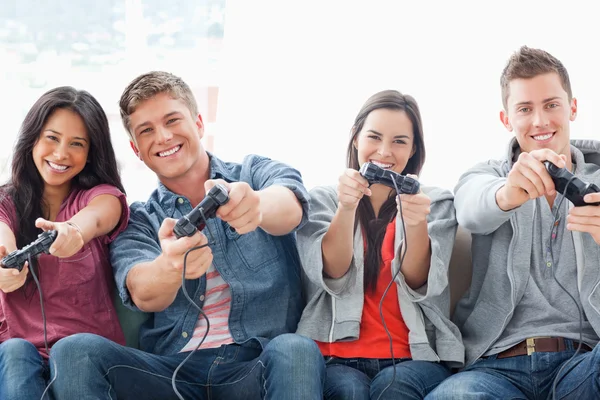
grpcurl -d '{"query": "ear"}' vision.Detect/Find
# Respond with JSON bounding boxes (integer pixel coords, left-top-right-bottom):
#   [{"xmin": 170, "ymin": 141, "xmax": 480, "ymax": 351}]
[
  {"xmin": 351, "ymin": 129, "xmax": 359, "ymax": 150},
  {"xmin": 570, "ymin": 97, "xmax": 578, "ymax": 122},
  {"xmin": 130, "ymin": 141, "xmax": 141, "ymax": 160},
  {"xmin": 196, "ymin": 113, "xmax": 205, "ymax": 139},
  {"xmin": 500, "ymin": 110, "xmax": 512, "ymax": 132}
]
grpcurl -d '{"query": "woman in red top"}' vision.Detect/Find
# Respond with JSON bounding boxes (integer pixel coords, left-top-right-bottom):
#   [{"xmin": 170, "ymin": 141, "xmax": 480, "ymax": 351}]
[
  {"xmin": 0, "ymin": 87, "xmax": 129, "ymax": 400},
  {"xmin": 297, "ymin": 90, "xmax": 463, "ymax": 399}
]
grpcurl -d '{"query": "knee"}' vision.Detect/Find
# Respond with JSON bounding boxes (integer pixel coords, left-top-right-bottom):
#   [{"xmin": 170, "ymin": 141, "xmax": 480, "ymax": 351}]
[
  {"xmin": 426, "ymin": 374, "xmax": 471, "ymax": 400},
  {"xmin": 0, "ymin": 338, "xmax": 38, "ymax": 361},
  {"xmin": 264, "ymin": 334, "xmax": 324, "ymax": 370},
  {"xmin": 268, "ymin": 334, "xmax": 321, "ymax": 359},
  {"xmin": 51, "ymin": 333, "xmax": 111, "ymax": 364}
]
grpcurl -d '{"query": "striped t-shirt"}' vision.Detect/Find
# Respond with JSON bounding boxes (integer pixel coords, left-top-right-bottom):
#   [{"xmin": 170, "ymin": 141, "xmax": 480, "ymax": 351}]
[{"xmin": 180, "ymin": 264, "xmax": 234, "ymax": 352}]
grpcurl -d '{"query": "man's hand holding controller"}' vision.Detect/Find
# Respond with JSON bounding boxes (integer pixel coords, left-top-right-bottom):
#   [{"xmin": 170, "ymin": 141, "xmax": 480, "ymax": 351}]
[{"xmin": 496, "ymin": 149, "xmax": 567, "ymax": 211}]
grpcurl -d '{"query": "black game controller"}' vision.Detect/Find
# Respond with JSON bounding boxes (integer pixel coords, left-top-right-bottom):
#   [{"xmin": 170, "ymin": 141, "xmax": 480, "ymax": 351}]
[
  {"xmin": 174, "ymin": 183, "xmax": 230, "ymax": 238},
  {"xmin": 359, "ymin": 162, "xmax": 420, "ymax": 194},
  {"xmin": 1, "ymin": 230, "xmax": 58, "ymax": 271},
  {"xmin": 544, "ymin": 161, "xmax": 600, "ymax": 207}
]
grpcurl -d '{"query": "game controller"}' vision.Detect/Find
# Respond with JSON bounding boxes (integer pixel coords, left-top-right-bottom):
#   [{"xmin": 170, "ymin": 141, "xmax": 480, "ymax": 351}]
[
  {"xmin": 174, "ymin": 183, "xmax": 230, "ymax": 238},
  {"xmin": 1, "ymin": 230, "xmax": 58, "ymax": 271},
  {"xmin": 359, "ymin": 162, "xmax": 420, "ymax": 194},
  {"xmin": 544, "ymin": 161, "xmax": 600, "ymax": 207}
]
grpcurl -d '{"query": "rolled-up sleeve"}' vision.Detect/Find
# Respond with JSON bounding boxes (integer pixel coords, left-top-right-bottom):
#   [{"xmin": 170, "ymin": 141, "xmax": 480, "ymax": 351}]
[
  {"xmin": 248, "ymin": 155, "xmax": 310, "ymax": 231},
  {"xmin": 109, "ymin": 203, "xmax": 161, "ymax": 311}
]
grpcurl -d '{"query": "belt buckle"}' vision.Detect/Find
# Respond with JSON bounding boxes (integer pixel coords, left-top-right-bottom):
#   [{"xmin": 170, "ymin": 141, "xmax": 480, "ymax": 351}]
[
  {"xmin": 526, "ymin": 338, "xmax": 536, "ymax": 356},
  {"xmin": 526, "ymin": 336, "xmax": 552, "ymax": 356}
]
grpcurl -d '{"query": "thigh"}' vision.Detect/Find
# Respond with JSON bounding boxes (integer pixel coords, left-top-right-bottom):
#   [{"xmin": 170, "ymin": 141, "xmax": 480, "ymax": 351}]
[
  {"xmin": 371, "ymin": 361, "xmax": 451, "ymax": 400},
  {"xmin": 425, "ymin": 370, "xmax": 527, "ymax": 400},
  {"xmin": 552, "ymin": 346, "xmax": 600, "ymax": 400},
  {"xmin": 209, "ymin": 334, "xmax": 325, "ymax": 400},
  {"xmin": 51, "ymin": 333, "xmax": 216, "ymax": 400},
  {"xmin": 324, "ymin": 363, "xmax": 371, "ymax": 400}
]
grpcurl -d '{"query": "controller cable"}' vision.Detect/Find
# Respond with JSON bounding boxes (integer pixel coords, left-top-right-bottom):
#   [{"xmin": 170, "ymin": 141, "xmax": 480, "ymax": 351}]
[
  {"xmin": 550, "ymin": 174, "xmax": 584, "ymax": 400},
  {"xmin": 24, "ymin": 252, "xmax": 58, "ymax": 400},
  {"xmin": 375, "ymin": 177, "xmax": 408, "ymax": 400},
  {"xmin": 171, "ymin": 208, "xmax": 213, "ymax": 400}
]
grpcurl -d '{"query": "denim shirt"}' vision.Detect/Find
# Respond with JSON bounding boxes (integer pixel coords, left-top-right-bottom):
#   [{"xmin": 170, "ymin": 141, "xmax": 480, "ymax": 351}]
[{"xmin": 110, "ymin": 153, "xmax": 310, "ymax": 356}]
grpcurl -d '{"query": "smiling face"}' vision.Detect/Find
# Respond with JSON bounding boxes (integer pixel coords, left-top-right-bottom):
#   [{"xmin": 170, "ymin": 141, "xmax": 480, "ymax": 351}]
[
  {"xmin": 129, "ymin": 92, "xmax": 205, "ymax": 184},
  {"xmin": 32, "ymin": 108, "xmax": 90, "ymax": 194},
  {"xmin": 501, "ymin": 72, "xmax": 577, "ymax": 161},
  {"xmin": 354, "ymin": 108, "xmax": 415, "ymax": 177}
]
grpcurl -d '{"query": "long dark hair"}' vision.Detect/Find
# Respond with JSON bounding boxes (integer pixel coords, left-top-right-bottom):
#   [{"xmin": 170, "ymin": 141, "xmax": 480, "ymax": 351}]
[
  {"xmin": 0, "ymin": 86, "xmax": 125, "ymax": 249},
  {"xmin": 346, "ymin": 90, "xmax": 426, "ymax": 292}
]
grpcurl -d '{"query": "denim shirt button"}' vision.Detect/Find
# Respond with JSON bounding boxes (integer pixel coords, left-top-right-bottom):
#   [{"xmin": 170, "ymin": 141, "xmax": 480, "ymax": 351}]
[
  {"xmin": 177, "ymin": 198, "xmax": 184, "ymax": 204},
  {"xmin": 182, "ymin": 332, "xmax": 188, "ymax": 338},
  {"xmin": 199, "ymin": 295, "xmax": 205, "ymax": 301}
]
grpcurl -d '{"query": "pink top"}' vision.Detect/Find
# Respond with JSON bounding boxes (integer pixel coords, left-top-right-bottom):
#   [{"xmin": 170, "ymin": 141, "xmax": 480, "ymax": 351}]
[{"xmin": 0, "ymin": 184, "xmax": 129, "ymax": 357}]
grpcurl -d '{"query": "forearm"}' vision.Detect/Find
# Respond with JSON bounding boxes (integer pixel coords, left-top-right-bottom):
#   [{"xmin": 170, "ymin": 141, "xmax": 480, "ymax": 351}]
[
  {"xmin": 0, "ymin": 223, "xmax": 17, "ymax": 253},
  {"xmin": 399, "ymin": 221, "xmax": 431, "ymax": 289},
  {"xmin": 321, "ymin": 207, "xmax": 355, "ymax": 279},
  {"xmin": 68, "ymin": 195, "xmax": 122, "ymax": 244},
  {"xmin": 126, "ymin": 255, "xmax": 182, "ymax": 312},
  {"xmin": 258, "ymin": 186, "xmax": 303, "ymax": 235},
  {"xmin": 495, "ymin": 185, "xmax": 527, "ymax": 211}
]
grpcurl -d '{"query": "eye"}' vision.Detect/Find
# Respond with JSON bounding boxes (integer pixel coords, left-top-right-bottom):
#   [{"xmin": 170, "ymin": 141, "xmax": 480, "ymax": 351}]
[
  {"xmin": 518, "ymin": 107, "xmax": 530, "ymax": 113},
  {"xmin": 72, "ymin": 142, "xmax": 85, "ymax": 147},
  {"xmin": 139, "ymin": 127, "xmax": 152, "ymax": 135},
  {"xmin": 46, "ymin": 135, "xmax": 59, "ymax": 142},
  {"xmin": 547, "ymin": 103, "xmax": 559, "ymax": 109},
  {"xmin": 393, "ymin": 139, "xmax": 407, "ymax": 145},
  {"xmin": 166, "ymin": 118, "xmax": 179, "ymax": 124},
  {"xmin": 367, "ymin": 135, "xmax": 380, "ymax": 140}
]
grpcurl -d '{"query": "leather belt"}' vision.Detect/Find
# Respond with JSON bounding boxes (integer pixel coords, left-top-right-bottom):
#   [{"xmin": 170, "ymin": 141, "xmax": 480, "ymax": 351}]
[{"xmin": 497, "ymin": 337, "xmax": 592, "ymax": 359}]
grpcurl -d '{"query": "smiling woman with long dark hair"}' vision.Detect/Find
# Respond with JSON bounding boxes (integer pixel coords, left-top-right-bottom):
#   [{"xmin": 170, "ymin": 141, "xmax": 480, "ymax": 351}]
[
  {"xmin": 296, "ymin": 90, "xmax": 464, "ymax": 400},
  {"xmin": 0, "ymin": 86, "xmax": 129, "ymax": 400}
]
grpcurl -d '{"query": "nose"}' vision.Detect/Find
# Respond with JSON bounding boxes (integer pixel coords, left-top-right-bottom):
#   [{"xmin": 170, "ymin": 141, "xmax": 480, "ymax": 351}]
[
  {"xmin": 377, "ymin": 143, "xmax": 392, "ymax": 157},
  {"xmin": 532, "ymin": 109, "xmax": 549, "ymax": 128},
  {"xmin": 53, "ymin": 142, "xmax": 68, "ymax": 160},
  {"xmin": 156, "ymin": 126, "xmax": 173, "ymax": 145}
]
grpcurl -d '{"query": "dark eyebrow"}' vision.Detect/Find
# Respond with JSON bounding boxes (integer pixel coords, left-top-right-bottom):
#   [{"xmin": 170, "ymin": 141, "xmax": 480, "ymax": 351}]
[
  {"xmin": 44, "ymin": 129, "xmax": 88, "ymax": 143},
  {"xmin": 367, "ymin": 129, "xmax": 410, "ymax": 139},
  {"xmin": 133, "ymin": 111, "xmax": 183, "ymax": 133}
]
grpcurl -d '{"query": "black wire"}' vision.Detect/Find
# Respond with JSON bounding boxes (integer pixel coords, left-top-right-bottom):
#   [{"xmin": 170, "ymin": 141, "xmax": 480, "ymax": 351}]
[
  {"xmin": 550, "ymin": 175, "xmax": 584, "ymax": 400},
  {"xmin": 375, "ymin": 178, "xmax": 408, "ymax": 400},
  {"xmin": 171, "ymin": 209, "xmax": 214, "ymax": 400},
  {"xmin": 26, "ymin": 253, "xmax": 58, "ymax": 400}
]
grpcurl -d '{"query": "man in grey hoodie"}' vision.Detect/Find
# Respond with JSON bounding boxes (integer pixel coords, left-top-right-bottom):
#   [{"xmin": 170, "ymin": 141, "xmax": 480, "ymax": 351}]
[{"xmin": 428, "ymin": 46, "xmax": 600, "ymax": 399}]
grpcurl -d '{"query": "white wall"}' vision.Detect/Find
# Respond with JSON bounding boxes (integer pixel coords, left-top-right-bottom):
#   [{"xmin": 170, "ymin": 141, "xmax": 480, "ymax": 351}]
[{"xmin": 217, "ymin": 0, "xmax": 600, "ymax": 191}]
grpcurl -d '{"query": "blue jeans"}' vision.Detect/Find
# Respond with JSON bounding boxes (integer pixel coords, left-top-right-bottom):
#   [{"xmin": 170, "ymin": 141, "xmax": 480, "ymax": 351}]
[
  {"xmin": 324, "ymin": 357, "xmax": 451, "ymax": 400},
  {"xmin": 426, "ymin": 340, "xmax": 600, "ymax": 400},
  {"xmin": 49, "ymin": 332, "xmax": 324, "ymax": 399},
  {"xmin": 0, "ymin": 338, "xmax": 52, "ymax": 400}
]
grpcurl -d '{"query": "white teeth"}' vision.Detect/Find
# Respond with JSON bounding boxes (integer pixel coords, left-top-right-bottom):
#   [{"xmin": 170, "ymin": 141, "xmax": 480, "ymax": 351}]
[
  {"xmin": 371, "ymin": 160, "xmax": 393, "ymax": 169},
  {"xmin": 158, "ymin": 145, "xmax": 181, "ymax": 157},
  {"xmin": 533, "ymin": 133, "xmax": 553, "ymax": 141},
  {"xmin": 48, "ymin": 161, "xmax": 68, "ymax": 171}
]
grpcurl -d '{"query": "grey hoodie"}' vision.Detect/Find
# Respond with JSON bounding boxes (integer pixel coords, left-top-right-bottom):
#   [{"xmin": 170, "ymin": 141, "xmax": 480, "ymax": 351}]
[
  {"xmin": 296, "ymin": 185, "xmax": 465, "ymax": 368},
  {"xmin": 453, "ymin": 138, "xmax": 600, "ymax": 366}
]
